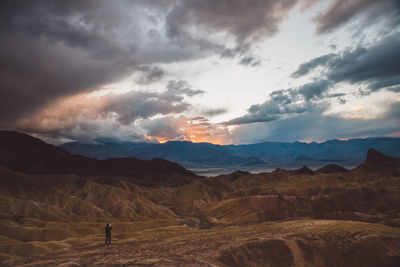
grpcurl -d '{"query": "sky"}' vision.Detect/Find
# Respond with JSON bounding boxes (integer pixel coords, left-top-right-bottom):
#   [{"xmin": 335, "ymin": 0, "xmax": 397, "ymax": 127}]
[{"xmin": 1, "ymin": 0, "xmax": 400, "ymax": 145}]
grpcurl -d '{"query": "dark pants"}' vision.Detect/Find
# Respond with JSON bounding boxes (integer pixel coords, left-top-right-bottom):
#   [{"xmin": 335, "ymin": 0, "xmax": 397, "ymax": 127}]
[{"xmin": 105, "ymin": 232, "xmax": 111, "ymax": 244}]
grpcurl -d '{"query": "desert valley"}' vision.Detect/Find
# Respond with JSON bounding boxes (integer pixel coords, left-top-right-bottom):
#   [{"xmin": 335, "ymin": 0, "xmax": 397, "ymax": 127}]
[
  {"xmin": 1, "ymin": 0, "xmax": 400, "ymax": 266},
  {"xmin": 0, "ymin": 131, "xmax": 399, "ymax": 266}
]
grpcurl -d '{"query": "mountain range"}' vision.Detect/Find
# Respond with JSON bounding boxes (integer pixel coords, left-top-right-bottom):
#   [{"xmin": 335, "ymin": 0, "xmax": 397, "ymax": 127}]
[{"xmin": 61, "ymin": 136, "xmax": 400, "ymax": 174}]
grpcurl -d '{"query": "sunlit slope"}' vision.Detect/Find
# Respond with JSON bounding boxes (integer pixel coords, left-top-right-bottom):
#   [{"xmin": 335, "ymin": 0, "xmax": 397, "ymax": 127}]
[{"xmin": 0, "ymin": 167, "xmax": 186, "ymax": 260}]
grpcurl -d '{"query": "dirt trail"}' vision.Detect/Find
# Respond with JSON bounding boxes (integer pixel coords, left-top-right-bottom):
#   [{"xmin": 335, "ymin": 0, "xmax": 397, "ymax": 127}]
[{"xmin": 285, "ymin": 240, "xmax": 305, "ymax": 267}]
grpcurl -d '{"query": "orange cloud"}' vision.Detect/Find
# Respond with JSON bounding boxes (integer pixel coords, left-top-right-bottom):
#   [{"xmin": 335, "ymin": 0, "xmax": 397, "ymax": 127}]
[
  {"xmin": 149, "ymin": 117, "xmax": 231, "ymax": 145},
  {"xmin": 387, "ymin": 131, "xmax": 400, "ymax": 137},
  {"xmin": 15, "ymin": 91, "xmax": 232, "ymax": 145}
]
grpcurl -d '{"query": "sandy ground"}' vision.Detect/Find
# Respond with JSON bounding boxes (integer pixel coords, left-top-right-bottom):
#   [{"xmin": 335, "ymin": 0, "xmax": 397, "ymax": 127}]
[{"xmin": 4, "ymin": 219, "xmax": 400, "ymax": 267}]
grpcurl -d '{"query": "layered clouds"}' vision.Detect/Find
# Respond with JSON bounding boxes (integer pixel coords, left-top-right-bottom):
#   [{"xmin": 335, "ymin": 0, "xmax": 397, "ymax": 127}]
[
  {"xmin": 15, "ymin": 81, "xmax": 214, "ymax": 143},
  {"xmin": 313, "ymin": 0, "xmax": 400, "ymax": 34},
  {"xmin": 230, "ymin": 99, "xmax": 400, "ymax": 143},
  {"xmin": 1, "ymin": 0, "xmax": 400, "ymax": 144},
  {"xmin": 166, "ymin": 0, "xmax": 298, "ymax": 46},
  {"xmin": 292, "ymin": 34, "xmax": 400, "ymax": 93},
  {"xmin": 226, "ymin": 79, "xmax": 332, "ymax": 125},
  {"xmin": 225, "ymin": 0, "xmax": 400, "ymax": 143}
]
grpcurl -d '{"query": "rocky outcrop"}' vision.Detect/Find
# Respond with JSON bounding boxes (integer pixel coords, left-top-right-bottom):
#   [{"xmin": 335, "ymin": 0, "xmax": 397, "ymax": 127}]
[
  {"xmin": 355, "ymin": 148, "xmax": 400, "ymax": 177},
  {"xmin": 317, "ymin": 164, "xmax": 348, "ymax": 174},
  {"xmin": 293, "ymin": 165, "xmax": 315, "ymax": 175},
  {"xmin": 272, "ymin": 166, "xmax": 315, "ymax": 176}
]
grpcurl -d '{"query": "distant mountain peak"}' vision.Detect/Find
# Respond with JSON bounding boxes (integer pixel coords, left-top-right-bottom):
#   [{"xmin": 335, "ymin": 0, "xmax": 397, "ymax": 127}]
[
  {"xmin": 0, "ymin": 130, "xmax": 48, "ymax": 145},
  {"xmin": 354, "ymin": 148, "xmax": 400, "ymax": 177},
  {"xmin": 293, "ymin": 165, "xmax": 315, "ymax": 175}
]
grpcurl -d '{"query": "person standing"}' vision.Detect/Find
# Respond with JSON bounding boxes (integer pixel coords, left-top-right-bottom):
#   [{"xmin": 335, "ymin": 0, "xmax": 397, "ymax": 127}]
[{"xmin": 105, "ymin": 223, "xmax": 112, "ymax": 245}]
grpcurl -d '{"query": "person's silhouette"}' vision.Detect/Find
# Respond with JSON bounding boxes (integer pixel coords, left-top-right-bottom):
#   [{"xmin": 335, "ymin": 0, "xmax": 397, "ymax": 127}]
[{"xmin": 105, "ymin": 223, "xmax": 112, "ymax": 245}]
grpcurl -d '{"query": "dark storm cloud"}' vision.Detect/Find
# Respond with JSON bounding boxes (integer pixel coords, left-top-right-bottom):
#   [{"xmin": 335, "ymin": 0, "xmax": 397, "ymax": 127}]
[
  {"xmin": 0, "ymin": 0, "xmax": 138, "ymax": 127},
  {"xmin": 292, "ymin": 34, "xmax": 400, "ymax": 93},
  {"xmin": 166, "ymin": 0, "xmax": 303, "ymax": 53},
  {"xmin": 0, "ymin": 0, "xmax": 216, "ymax": 129},
  {"xmin": 314, "ymin": 0, "xmax": 400, "ymax": 34},
  {"xmin": 0, "ymin": 34, "xmax": 135, "ymax": 124},
  {"xmin": 225, "ymin": 80, "xmax": 332, "ymax": 125}
]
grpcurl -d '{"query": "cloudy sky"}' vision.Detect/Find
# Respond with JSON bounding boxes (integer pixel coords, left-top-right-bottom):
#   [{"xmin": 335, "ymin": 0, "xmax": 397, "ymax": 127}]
[{"xmin": 1, "ymin": 0, "xmax": 400, "ymax": 144}]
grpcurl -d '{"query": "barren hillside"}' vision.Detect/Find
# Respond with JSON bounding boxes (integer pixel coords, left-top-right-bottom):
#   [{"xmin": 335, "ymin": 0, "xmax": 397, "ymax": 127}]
[{"xmin": 0, "ymin": 132, "xmax": 400, "ymax": 266}]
